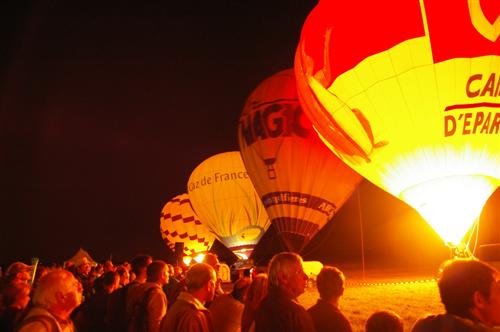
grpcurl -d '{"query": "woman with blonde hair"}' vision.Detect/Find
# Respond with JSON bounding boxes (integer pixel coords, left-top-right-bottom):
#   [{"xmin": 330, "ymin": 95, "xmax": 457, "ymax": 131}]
[{"xmin": 241, "ymin": 274, "xmax": 268, "ymax": 332}]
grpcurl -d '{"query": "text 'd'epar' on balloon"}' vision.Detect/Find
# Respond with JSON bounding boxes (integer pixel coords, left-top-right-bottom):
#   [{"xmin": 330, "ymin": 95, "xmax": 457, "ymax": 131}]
[{"xmin": 295, "ymin": 0, "xmax": 500, "ymax": 249}]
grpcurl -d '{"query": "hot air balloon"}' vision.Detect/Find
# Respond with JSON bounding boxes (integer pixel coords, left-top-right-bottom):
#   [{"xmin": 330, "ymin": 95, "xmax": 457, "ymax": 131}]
[
  {"xmin": 187, "ymin": 151, "xmax": 270, "ymax": 259},
  {"xmin": 295, "ymin": 0, "xmax": 500, "ymax": 255},
  {"xmin": 238, "ymin": 69, "xmax": 362, "ymax": 252},
  {"xmin": 160, "ymin": 193, "xmax": 215, "ymax": 264}
]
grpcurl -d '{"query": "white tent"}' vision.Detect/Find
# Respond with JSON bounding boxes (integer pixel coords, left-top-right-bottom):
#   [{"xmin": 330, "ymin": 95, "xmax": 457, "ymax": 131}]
[{"xmin": 67, "ymin": 248, "xmax": 97, "ymax": 267}]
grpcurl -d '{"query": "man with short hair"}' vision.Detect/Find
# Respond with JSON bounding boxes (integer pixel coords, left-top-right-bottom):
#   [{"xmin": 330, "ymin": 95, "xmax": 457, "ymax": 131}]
[
  {"xmin": 412, "ymin": 258, "xmax": 500, "ymax": 331},
  {"xmin": 202, "ymin": 253, "xmax": 224, "ymax": 298},
  {"xmin": 17, "ymin": 269, "xmax": 83, "ymax": 332},
  {"xmin": 74, "ymin": 271, "xmax": 120, "ymax": 331},
  {"xmin": 107, "ymin": 254, "xmax": 152, "ymax": 332},
  {"xmin": 160, "ymin": 263, "xmax": 216, "ymax": 332},
  {"xmin": 125, "ymin": 255, "xmax": 154, "ymax": 322},
  {"xmin": 128, "ymin": 260, "xmax": 169, "ymax": 332},
  {"xmin": 254, "ymin": 252, "xmax": 315, "ymax": 332},
  {"xmin": 308, "ymin": 266, "xmax": 352, "ymax": 332}
]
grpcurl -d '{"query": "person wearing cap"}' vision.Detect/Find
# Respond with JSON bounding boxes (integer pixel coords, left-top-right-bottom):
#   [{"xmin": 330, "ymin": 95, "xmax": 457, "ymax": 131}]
[{"xmin": 209, "ymin": 277, "xmax": 251, "ymax": 332}]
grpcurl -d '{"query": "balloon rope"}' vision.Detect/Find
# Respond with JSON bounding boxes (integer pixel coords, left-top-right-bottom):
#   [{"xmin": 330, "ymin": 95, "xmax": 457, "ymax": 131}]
[
  {"xmin": 30, "ymin": 258, "xmax": 39, "ymax": 286},
  {"xmin": 357, "ymin": 187, "xmax": 366, "ymax": 281},
  {"xmin": 470, "ymin": 217, "xmax": 480, "ymax": 257}
]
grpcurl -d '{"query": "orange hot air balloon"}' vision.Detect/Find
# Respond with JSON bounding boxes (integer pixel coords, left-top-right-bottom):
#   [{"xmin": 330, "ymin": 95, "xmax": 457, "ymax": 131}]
[
  {"xmin": 295, "ymin": 0, "xmax": 500, "ymax": 253},
  {"xmin": 238, "ymin": 69, "xmax": 362, "ymax": 252},
  {"xmin": 160, "ymin": 193, "xmax": 215, "ymax": 261},
  {"xmin": 187, "ymin": 151, "xmax": 270, "ymax": 259}
]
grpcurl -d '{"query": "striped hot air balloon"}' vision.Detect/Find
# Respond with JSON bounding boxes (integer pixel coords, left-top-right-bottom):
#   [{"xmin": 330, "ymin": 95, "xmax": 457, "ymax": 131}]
[
  {"xmin": 160, "ymin": 193, "xmax": 215, "ymax": 261},
  {"xmin": 295, "ymin": 0, "xmax": 500, "ymax": 253}
]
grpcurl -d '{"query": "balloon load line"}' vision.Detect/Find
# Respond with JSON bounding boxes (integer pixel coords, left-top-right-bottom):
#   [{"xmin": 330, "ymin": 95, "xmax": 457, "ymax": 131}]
[{"xmin": 345, "ymin": 278, "xmax": 437, "ymax": 288}]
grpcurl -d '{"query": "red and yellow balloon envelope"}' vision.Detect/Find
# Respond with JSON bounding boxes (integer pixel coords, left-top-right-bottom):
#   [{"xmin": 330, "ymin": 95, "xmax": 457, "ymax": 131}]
[
  {"xmin": 187, "ymin": 151, "xmax": 270, "ymax": 259},
  {"xmin": 238, "ymin": 69, "xmax": 361, "ymax": 253},
  {"xmin": 160, "ymin": 193, "xmax": 215, "ymax": 265},
  {"xmin": 295, "ymin": 0, "xmax": 500, "ymax": 250}
]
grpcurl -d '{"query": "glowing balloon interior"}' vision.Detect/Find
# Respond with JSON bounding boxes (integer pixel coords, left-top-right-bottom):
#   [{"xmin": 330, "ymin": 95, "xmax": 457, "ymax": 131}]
[
  {"xmin": 238, "ymin": 69, "xmax": 361, "ymax": 252},
  {"xmin": 295, "ymin": 0, "xmax": 500, "ymax": 247},
  {"xmin": 160, "ymin": 193, "xmax": 215, "ymax": 258},
  {"xmin": 187, "ymin": 151, "xmax": 270, "ymax": 258}
]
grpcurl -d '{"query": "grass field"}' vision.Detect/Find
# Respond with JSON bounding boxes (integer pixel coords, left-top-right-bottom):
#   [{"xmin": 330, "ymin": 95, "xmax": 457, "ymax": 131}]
[{"xmin": 298, "ymin": 264, "xmax": 444, "ymax": 332}]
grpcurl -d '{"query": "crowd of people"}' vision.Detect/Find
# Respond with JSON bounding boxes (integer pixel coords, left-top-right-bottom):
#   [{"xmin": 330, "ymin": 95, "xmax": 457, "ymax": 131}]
[{"xmin": 1, "ymin": 251, "xmax": 500, "ymax": 332}]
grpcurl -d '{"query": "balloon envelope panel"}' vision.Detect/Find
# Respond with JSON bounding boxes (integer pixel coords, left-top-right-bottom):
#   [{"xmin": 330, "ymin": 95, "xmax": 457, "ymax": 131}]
[
  {"xmin": 238, "ymin": 69, "xmax": 361, "ymax": 252},
  {"xmin": 160, "ymin": 193, "xmax": 215, "ymax": 257},
  {"xmin": 295, "ymin": 0, "xmax": 500, "ymax": 245},
  {"xmin": 187, "ymin": 151, "xmax": 270, "ymax": 256}
]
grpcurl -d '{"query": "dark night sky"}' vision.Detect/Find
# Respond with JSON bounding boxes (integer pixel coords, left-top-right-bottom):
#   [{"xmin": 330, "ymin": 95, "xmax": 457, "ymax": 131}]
[{"xmin": 1, "ymin": 1, "xmax": 499, "ymax": 269}]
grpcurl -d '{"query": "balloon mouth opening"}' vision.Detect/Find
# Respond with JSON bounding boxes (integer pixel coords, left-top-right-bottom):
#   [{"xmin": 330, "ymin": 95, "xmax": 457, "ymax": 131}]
[
  {"xmin": 229, "ymin": 245, "xmax": 256, "ymax": 260},
  {"xmin": 400, "ymin": 174, "xmax": 499, "ymax": 246}
]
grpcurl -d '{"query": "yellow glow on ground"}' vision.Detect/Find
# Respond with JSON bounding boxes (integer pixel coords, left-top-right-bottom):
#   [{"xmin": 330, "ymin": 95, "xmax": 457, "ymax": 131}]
[{"xmin": 400, "ymin": 175, "xmax": 499, "ymax": 245}]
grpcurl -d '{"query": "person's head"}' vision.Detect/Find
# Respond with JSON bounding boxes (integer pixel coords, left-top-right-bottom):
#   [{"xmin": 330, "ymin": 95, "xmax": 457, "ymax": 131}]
[
  {"xmin": 147, "ymin": 260, "xmax": 169, "ymax": 286},
  {"xmin": 101, "ymin": 271, "xmax": 120, "ymax": 293},
  {"xmin": 5, "ymin": 262, "xmax": 32, "ymax": 285},
  {"xmin": 438, "ymin": 258, "xmax": 500, "ymax": 327},
  {"xmin": 167, "ymin": 264, "xmax": 174, "ymax": 278},
  {"xmin": 231, "ymin": 277, "xmax": 251, "ymax": 303},
  {"xmin": 103, "ymin": 260, "xmax": 115, "ymax": 273},
  {"xmin": 316, "ymin": 266, "xmax": 345, "ymax": 302},
  {"xmin": 244, "ymin": 273, "xmax": 269, "ymax": 310},
  {"xmin": 116, "ymin": 266, "xmax": 130, "ymax": 286},
  {"xmin": 1, "ymin": 282, "xmax": 31, "ymax": 309},
  {"xmin": 185, "ymin": 263, "xmax": 217, "ymax": 303},
  {"xmin": 202, "ymin": 253, "xmax": 220, "ymax": 273},
  {"xmin": 174, "ymin": 266, "xmax": 183, "ymax": 278},
  {"xmin": 76, "ymin": 259, "xmax": 91, "ymax": 276},
  {"xmin": 131, "ymin": 254, "xmax": 153, "ymax": 281},
  {"xmin": 32, "ymin": 269, "xmax": 83, "ymax": 318},
  {"xmin": 268, "ymin": 252, "xmax": 308, "ymax": 298},
  {"xmin": 366, "ymin": 311, "xmax": 404, "ymax": 332}
]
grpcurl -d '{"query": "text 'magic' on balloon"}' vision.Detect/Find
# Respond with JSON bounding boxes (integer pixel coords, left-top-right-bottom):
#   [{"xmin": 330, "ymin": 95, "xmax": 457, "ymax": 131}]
[
  {"xmin": 295, "ymin": 0, "xmax": 500, "ymax": 249},
  {"xmin": 238, "ymin": 69, "xmax": 361, "ymax": 253}
]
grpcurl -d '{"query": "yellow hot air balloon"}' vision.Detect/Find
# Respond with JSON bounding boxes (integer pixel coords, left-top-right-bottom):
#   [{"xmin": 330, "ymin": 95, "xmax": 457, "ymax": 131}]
[
  {"xmin": 160, "ymin": 193, "xmax": 215, "ymax": 262},
  {"xmin": 295, "ymin": 0, "xmax": 500, "ymax": 253},
  {"xmin": 187, "ymin": 151, "xmax": 270, "ymax": 259},
  {"xmin": 238, "ymin": 69, "xmax": 362, "ymax": 252}
]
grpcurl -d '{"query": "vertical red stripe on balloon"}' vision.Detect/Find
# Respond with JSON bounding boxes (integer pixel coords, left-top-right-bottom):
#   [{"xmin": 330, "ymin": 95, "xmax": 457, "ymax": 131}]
[{"xmin": 423, "ymin": 0, "xmax": 499, "ymax": 63}]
